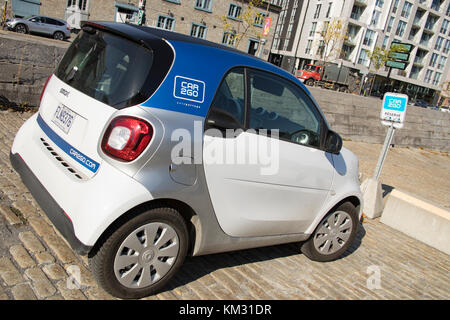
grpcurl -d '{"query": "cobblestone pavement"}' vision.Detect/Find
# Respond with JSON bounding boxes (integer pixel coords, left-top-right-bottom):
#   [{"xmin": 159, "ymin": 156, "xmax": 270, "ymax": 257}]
[{"xmin": 0, "ymin": 110, "xmax": 449, "ymax": 300}]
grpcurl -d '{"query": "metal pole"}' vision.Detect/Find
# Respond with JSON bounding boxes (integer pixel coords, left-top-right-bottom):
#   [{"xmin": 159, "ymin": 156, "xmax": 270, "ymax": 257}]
[{"xmin": 373, "ymin": 122, "xmax": 395, "ymax": 180}]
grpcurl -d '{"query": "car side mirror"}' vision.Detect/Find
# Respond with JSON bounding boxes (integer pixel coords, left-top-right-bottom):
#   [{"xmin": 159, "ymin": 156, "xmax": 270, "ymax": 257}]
[
  {"xmin": 325, "ymin": 130, "xmax": 342, "ymax": 154},
  {"xmin": 206, "ymin": 108, "xmax": 242, "ymax": 131}
]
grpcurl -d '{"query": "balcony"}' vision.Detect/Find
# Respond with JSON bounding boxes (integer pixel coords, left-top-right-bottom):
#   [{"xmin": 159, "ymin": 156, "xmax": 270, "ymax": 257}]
[{"xmin": 354, "ymin": 0, "xmax": 368, "ymax": 6}]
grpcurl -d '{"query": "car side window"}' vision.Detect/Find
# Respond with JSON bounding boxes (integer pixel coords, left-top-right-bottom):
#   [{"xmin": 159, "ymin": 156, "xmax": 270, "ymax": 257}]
[
  {"xmin": 248, "ymin": 69, "xmax": 323, "ymax": 148},
  {"xmin": 46, "ymin": 18, "xmax": 57, "ymax": 25},
  {"xmin": 209, "ymin": 68, "xmax": 245, "ymax": 127}
]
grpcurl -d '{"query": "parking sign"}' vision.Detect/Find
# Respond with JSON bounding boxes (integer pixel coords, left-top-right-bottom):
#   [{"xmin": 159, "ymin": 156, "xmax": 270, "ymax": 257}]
[{"xmin": 380, "ymin": 92, "xmax": 408, "ymax": 129}]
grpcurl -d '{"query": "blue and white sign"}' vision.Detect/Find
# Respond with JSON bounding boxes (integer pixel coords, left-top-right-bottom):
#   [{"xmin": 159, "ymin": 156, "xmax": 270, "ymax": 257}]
[
  {"xmin": 173, "ymin": 76, "xmax": 205, "ymax": 104},
  {"xmin": 380, "ymin": 92, "xmax": 408, "ymax": 129}
]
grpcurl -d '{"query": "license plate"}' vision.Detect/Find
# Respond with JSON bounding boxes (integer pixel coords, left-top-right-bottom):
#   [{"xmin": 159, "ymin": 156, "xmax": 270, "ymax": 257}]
[{"xmin": 52, "ymin": 104, "xmax": 76, "ymax": 134}]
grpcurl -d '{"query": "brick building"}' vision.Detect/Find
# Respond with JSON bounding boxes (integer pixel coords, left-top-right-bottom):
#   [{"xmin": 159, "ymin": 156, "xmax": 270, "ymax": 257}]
[{"xmin": 1, "ymin": 0, "xmax": 282, "ymax": 60}]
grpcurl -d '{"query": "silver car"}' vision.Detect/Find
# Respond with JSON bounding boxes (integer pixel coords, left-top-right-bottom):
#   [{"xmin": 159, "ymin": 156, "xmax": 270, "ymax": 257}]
[{"xmin": 6, "ymin": 15, "xmax": 70, "ymax": 40}]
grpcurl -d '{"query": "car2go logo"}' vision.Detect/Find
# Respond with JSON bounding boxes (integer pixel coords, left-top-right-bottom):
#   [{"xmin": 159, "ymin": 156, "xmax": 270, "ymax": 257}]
[{"xmin": 174, "ymin": 76, "xmax": 205, "ymax": 103}]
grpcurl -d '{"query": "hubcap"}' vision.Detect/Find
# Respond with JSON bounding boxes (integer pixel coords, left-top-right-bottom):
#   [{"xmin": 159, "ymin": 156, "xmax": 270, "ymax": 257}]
[
  {"xmin": 313, "ymin": 211, "xmax": 353, "ymax": 255},
  {"xmin": 17, "ymin": 25, "xmax": 25, "ymax": 33},
  {"xmin": 114, "ymin": 222, "xmax": 180, "ymax": 289}
]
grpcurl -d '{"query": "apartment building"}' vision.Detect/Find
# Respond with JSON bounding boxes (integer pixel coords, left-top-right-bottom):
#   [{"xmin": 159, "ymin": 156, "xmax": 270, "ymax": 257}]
[
  {"xmin": 2, "ymin": 0, "xmax": 282, "ymax": 60},
  {"xmin": 270, "ymin": 0, "xmax": 450, "ymax": 103}
]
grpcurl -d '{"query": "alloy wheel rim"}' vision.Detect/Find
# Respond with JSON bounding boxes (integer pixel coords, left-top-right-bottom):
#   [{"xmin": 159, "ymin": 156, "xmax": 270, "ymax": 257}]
[
  {"xmin": 313, "ymin": 211, "xmax": 353, "ymax": 255},
  {"xmin": 114, "ymin": 222, "xmax": 180, "ymax": 289},
  {"xmin": 17, "ymin": 25, "xmax": 26, "ymax": 33},
  {"xmin": 55, "ymin": 32, "xmax": 63, "ymax": 40}
]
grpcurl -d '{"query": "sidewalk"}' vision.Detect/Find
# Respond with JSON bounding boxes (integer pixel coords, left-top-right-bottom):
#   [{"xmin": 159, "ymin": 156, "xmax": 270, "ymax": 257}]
[{"xmin": 0, "ymin": 110, "xmax": 448, "ymax": 300}]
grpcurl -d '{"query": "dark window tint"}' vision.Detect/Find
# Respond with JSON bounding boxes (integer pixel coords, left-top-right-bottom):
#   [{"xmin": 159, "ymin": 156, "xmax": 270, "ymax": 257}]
[
  {"xmin": 56, "ymin": 30, "xmax": 155, "ymax": 108},
  {"xmin": 249, "ymin": 69, "xmax": 322, "ymax": 148},
  {"xmin": 210, "ymin": 68, "xmax": 245, "ymax": 126}
]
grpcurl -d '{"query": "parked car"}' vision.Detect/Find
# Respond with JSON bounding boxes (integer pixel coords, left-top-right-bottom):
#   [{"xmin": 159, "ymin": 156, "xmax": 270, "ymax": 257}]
[
  {"xmin": 10, "ymin": 21, "xmax": 363, "ymax": 299},
  {"xmin": 414, "ymin": 99, "xmax": 430, "ymax": 108},
  {"xmin": 6, "ymin": 15, "xmax": 70, "ymax": 40}
]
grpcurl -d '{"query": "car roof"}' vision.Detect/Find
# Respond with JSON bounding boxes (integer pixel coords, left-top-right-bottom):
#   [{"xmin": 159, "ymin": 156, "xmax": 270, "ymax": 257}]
[{"xmin": 83, "ymin": 21, "xmax": 292, "ymax": 76}]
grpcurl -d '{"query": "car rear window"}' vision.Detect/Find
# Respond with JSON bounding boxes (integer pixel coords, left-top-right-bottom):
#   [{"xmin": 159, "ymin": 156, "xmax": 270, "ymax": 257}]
[{"xmin": 55, "ymin": 29, "xmax": 159, "ymax": 109}]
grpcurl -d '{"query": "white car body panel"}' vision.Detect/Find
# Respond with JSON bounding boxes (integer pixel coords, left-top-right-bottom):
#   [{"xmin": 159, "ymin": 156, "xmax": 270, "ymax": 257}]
[
  {"xmin": 203, "ymin": 132, "xmax": 335, "ymax": 237},
  {"xmin": 11, "ymin": 112, "xmax": 154, "ymax": 246}
]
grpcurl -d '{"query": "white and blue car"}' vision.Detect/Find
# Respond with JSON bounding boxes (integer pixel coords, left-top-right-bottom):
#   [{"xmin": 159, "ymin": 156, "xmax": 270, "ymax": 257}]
[{"xmin": 11, "ymin": 21, "xmax": 362, "ymax": 299}]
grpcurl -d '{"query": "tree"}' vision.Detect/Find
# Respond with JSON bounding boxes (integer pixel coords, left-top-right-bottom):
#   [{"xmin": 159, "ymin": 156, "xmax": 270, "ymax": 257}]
[
  {"xmin": 368, "ymin": 46, "xmax": 391, "ymax": 73},
  {"xmin": 221, "ymin": 0, "xmax": 265, "ymax": 49},
  {"xmin": 315, "ymin": 18, "xmax": 347, "ymax": 66}
]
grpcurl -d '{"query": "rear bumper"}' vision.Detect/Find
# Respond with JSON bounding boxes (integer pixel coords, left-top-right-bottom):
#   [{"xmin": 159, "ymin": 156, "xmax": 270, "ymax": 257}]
[{"xmin": 10, "ymin": 151, "xmax": 92, "ymax": 255}]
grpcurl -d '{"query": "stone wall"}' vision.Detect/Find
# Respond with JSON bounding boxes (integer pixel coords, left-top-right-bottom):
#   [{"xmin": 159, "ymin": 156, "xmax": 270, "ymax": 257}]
[
  {"xmin": 0, "ymin": 31, "xmax": 68, "ymax": 105},
  {"xmin": 309, "ymin": 87, "xmax": 450, "ymax": 152},
  {"xmin": 0, "ymin": 32, "xmax": 448, "ymax": 152}
]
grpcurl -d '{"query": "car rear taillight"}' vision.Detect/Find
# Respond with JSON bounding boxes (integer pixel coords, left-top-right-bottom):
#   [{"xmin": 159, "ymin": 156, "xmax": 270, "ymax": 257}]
[
  {"xmin": 40, "ymin": 74, "xmax": 52, "ymax": 103},
  {"xmin": 101, "ymin": 116, "xmax": 153, "ymax": 162}
]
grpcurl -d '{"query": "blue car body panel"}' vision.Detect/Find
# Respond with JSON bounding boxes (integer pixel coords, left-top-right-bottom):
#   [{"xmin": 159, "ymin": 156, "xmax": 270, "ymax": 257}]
[{"xmin": 140, "ymin": 39, "xmax": 310, "ymax": 117}]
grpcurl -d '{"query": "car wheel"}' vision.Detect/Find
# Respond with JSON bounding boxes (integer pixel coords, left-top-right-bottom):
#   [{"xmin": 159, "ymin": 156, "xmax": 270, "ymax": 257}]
[
  {"xmin": 301, "ymin": 202, "xmax": 358, "ymax": 262},
  {"xmin": 89, "ymin": 206, "xmax": 189, "ymax": 299},
  {"xmin": 305, "ymin": 79, "xmax": 315, "ymax": 86},
  {"xmin": 53, "ymin": 31, "xmax": 64, "ymax": 41},
  {"xmin": 14, "ymin": 23, "xmax": 27, "ymax": 34}
]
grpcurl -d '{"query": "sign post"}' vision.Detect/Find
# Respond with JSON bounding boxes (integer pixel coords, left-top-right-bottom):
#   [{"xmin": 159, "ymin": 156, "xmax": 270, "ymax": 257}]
[{"xmin": 362, "ymin": 92, "xmax": 408, "ymax": 219}]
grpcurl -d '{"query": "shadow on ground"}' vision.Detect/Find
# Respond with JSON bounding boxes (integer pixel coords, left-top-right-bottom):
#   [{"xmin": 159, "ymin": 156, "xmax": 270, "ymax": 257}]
[{"xmin": 162, "ymin": 223, "xmax": 367, "ymax": 293}]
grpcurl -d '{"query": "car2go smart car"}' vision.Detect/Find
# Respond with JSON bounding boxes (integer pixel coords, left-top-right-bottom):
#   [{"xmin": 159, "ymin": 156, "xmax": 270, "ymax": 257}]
[{"xmin": 10, "ymin": 21, "xmax": 363, "ymax": 299}]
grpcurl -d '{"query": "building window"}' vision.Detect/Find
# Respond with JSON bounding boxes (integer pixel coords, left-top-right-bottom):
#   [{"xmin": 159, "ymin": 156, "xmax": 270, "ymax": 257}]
[
  {"xmin": 313, "ymin": 3, "xmax": 321, "ymax": 19},
  {"xmin": 191, "ymin": 23, "xmax": 207, "ymax": 39},
  {"xmin": 305, "ymin": 39, "xmax": 312, "ymax": 54},
  {"xmin": 392, "ymin": 0, "xmax": 399, "ymax": 14},
  {"xmin": 435, "ymin": 36, "xmax": 444, "ymax": 50},
  {"xmin": 382, "ymin": 35, "xmax": 389, "ymax": 49},
  {"xmin": 228, "ymin": 3, "xmax": 242, "ymax": 19},
  {"xmin": 254, "ymin": 12, "xmax": 266, "ymax": 27},
  {"xmin": 195, "ymin": 0, "xmax": 212, "ymax": 12},
  {"xmin": 358, "ymin": 49, "xmax": 369, "ymax": 65},
  {"xmin": 351, "ymin": 5, "xmax": 364, "ymax": 20},
  {"xmin": 441, "ymin": 19, "xmax": 449, "ymax": 34},
  {"xmin": 222, "ymin": 32, "xmax": 236, "ymax": 47},
  {"xmin": 363, "ymin": 29, "xmax": 375, "ymax": 46},
  {"xmin": 431, "ymin": 0, "xmax": 441, "ymax": 11},
  {"xmin": 287, "ymin": 23, "xmax": 293, "ymax": 38},
  {"xmin": 375, "ymin": 0, "xmax": 384, "ymax": 8},
  {"xmin": 316, "ymin": 40, "xmax": 325, "ymax": 56},
  {"xmin": 371, "ymin": 10, "xmax": 381, "ymax": 27},
  {"xmin": 67, "ymin": 0, "xmax": 87, "ymax": 10},
  {"xmin": 326, "ymin": 2, "xmax": 332, "ymax": 18},
  {"xmin": 437, "ymin": 56, "xmax": 447, "ymax": 70},
  {"xmin": 432, "ymin": 72, "xmax": 442, "ymax": 85},
  {"xmin": 409, "ymin": 66, "xmax": 421, "ymax": 80},
  {"xmin": 386, "ymin": 16, "xmax": 394, "ymax": 32},
  {"xmin": 157, "ymin": 15, "xmax": 175, "ymax": 31},
  {"xmin": 444, "ymin": 39, "xmax": 450, "ymax": 54},
  {"xmin": 395, "ymin": 20, "xmax": 406, "ymax": 37},
  {"xmin": 401, "ymin": 2, "xmax": 413, "ymax": 19},
  {"xmin": 309, "ymin": 22, "xmax": 316, "ymax": 37},
  {"xmin": 430, "ymin": 53, "xmax": 438, "ymax": 67},
  {"xmin": 424, "ymin": 69, "xmax": 433, "ymax": 83}
]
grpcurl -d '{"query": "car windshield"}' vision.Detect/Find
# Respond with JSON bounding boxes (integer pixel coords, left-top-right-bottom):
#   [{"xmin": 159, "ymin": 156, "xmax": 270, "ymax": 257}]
[
  {"xmin": 304, "ymin": 65, "xmax": 316, "ymax": 72},
  {"xmin": 55, "ymin": 29, "xmax": 155, "ymax": 108}
]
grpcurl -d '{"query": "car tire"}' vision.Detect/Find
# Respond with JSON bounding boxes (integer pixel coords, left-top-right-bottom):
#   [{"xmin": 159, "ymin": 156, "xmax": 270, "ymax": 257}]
[
  {"xmin": 305, "ymin": 79, "xmax": 315, "ymax": 86},
  {"xmin": 89, "ymin": 206, "xmax": 189, "ymax": 299},
  {"xmin": 301, "ymin": 202, "xmax": 358, "ymax": 262},
  {"xmin": 53, "ymin": 31, "xmax": 64, "ymax": 41},
  {"xmin": 14, "ymin": 23, "xmax": 27, "ymax": 34}
]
